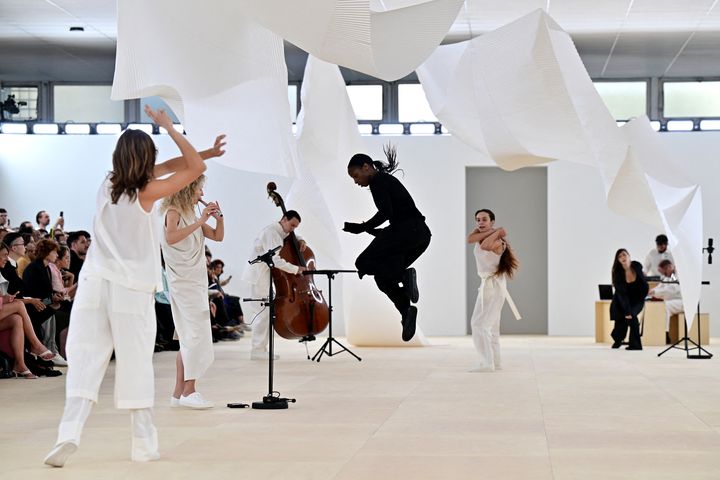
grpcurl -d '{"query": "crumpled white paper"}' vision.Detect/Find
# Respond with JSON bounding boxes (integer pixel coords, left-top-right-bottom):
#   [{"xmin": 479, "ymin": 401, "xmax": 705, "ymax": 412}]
[{"xmin": 417, "ymin": 9, "xmax": 704, "ymax": 326}]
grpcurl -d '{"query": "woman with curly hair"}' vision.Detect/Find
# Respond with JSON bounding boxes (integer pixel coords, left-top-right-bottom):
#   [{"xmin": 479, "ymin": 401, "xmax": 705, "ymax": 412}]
[
  {"xmin": 161, "ymin": 174, "xmax": 223, "ymax": 409},
  {"xmin": 467, "ymin": 209, "xmax": 520, "ymax": 372}
]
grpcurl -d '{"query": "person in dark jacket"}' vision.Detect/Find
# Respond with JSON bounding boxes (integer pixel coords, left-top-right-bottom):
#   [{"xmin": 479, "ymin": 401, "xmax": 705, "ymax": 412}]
[
  {"xmin": 610, "ymin": 248, "xmax": 648, "ymax": 350},
  {"xmin": 343, "ymin": 145, "xmax": 432, "ymax": 342}
]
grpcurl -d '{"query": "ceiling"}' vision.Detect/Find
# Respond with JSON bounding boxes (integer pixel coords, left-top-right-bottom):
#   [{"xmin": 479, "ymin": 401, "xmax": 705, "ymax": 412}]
[{"xmin": 1, "ymin": 0, "xmax": 719, "ymax": 83}]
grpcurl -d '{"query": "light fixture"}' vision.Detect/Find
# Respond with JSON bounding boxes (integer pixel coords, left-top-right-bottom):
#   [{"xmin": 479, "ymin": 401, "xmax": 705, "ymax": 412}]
[
  {"xmin": 650, "ymin": 121, "xmax": 661, "ymax": 132},
  {"xmin": 378, "ymin": 124, "xmax": 404, "ymax": 135},
  {"xmin": 699, "ymin": 120, "xmax": 720, "ymax": 131},
  {"xmin": 158, "ymin": 124, "xmax": 185, "ymax": 134},
  {"xmin": 32, "ymin": 123, "xmax": 59, "ymax": 134},
  {"xmin": 64, "ymin": 124, "xmax": 91, "ymax": 134},
  {"xmin": 409, "ymin": 123, "xmax": 436, "ymax": 135},
  {"xmin": 1, "ymin": 123, "xmax": 27, "ymax": 134},
  {"xmin": 127, "ymin": 123, "xmax": 153, "ymax": 134},
  {"xmin": 69, "ymin": 26, "xmax": 84, "ymax": 32},
  {"xmin": 96, "ymin": 123, "xmax": 122, "ymax": 134},
  {"xmin": 357, "ymin": 124, "xmax": 373, "ymax": 135},
  {"xmin": 666, "ymin": 120, "xmax": 694, "ymax": 132}
]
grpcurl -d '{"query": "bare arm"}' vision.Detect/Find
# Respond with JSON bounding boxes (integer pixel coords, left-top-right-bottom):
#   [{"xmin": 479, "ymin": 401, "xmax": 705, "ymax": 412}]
[
  {"xmin": 139, "ymin": 107, "xmax": 209, "ymax": 211},
  {"xmin": 467, "ymin": 228, "xmax": 497, "ymax": 244},
  {"xmin": 201, "ymin": 202, "xmax": 224, "ymax": 241},
  {"xmin": 165, "ymin": 207, "xmax": 217, "ymax": 245},
  {"xmin": 154, "ymin": 134, "xmax": 226, "ymax": 178},
  {"xmin": 480, "ymin": 228, "xmax": 507, "ymax": 255}
]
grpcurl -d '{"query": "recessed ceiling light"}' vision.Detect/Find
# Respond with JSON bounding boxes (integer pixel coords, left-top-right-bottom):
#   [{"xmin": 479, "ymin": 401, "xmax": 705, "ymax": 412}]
[{"xmin": 69, "ymin": 26, "xmax": 84, "ymax": 32}]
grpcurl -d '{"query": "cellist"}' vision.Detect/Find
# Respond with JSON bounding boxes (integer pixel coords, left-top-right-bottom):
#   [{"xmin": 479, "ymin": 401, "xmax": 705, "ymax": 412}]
[{"xmin": 240, "ymin": 210, "xmax": 307, "ymax": 360}]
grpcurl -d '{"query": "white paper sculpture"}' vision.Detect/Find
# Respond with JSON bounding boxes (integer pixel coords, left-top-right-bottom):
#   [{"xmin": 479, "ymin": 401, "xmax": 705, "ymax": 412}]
[
  {"xmin": 417, "ymin": 9, "xmax": 704, "ymax": 326},
  {"xmin": 242, "ymin": 0, "xmax": 464, "ymax": 81},
  {"xmin": 296, "ymin": 56, "xmax": 430, "ymax": 346}
]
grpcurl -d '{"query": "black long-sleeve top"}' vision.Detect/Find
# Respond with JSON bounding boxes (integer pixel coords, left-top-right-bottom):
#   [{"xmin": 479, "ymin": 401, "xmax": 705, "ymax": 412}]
[
  {"xmin": 364, "ymin": 171, "xmax": 425, "ymax": 230},
  {"xmin": 22, "ymin": 259, "xmax": 54, "ymax": 301},
  {"xmin": 0, "ymin": 261, "xmax": 25, "ymax": 296},
  {"xmin": 610, "ymin": 260, "xmax": 649, "ymax": 319}
]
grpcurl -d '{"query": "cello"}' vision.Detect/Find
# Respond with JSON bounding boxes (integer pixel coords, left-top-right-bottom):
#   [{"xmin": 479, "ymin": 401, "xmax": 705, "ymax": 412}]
[{"xmin": 266, "ymin": 182, "xmax": 330, "ymax": 341}]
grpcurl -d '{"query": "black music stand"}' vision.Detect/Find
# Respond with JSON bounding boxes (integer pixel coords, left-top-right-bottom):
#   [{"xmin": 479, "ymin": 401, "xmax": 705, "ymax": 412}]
[
  {"xmin": 658, "ymin": 281, "xmax": 712, "ymax": 359},
  {"xmin": 239, "ymin": 246, "xmax": 297, "ymax": 409},
  {"xmin": 303, "ymin": 269, "xmax": 362, "ymax": 362}
]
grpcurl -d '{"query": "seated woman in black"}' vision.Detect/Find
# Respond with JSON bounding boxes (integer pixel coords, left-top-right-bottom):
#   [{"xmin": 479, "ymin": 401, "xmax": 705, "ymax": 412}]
[{"xmin": 610, "ymin": 248, "xmax": 648, "ymax": 350}]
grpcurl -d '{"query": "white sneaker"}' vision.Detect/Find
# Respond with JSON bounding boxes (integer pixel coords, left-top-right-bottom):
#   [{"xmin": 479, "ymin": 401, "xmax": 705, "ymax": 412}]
[
  {"xmin": 250, "ymin": 350, "xmax": 279, "ymax": 361},
  {"xmin": 131, "ymin": 426, "xmax": 160, "ymax": 462},
  {"xmin": 170, "ymin": 396, "xmax": 180, "ymax": 408},
  {"xmin": 51, "ymin": 354, "xmax": 68, "ymax": 367},
  {"xmin": 178, "ymin": 392, "xmax": 214, "ymax": 409},
  {"xmin": 44, "ymin": 441, "xmax": 78, "ymax": 467}
]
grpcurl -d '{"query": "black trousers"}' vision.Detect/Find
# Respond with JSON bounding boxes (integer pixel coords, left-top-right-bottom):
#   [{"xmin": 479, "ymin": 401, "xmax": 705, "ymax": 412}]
[
  {"xmin": 610, "ymin": 302, "xmax": 644, "ymax": 349},
  {"xmin": 355, "ymin": 219, "xmax": 431, "ymax": 314}
]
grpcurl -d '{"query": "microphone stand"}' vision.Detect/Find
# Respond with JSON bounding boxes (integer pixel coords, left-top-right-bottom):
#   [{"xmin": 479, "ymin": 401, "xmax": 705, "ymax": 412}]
[
  {"xmin": 243, "ymin": 246, "xmax": 296, "ymax": 409},
  {"xmin": 303, "ymin": 269, "xmax": 362, "ymax": 362}
]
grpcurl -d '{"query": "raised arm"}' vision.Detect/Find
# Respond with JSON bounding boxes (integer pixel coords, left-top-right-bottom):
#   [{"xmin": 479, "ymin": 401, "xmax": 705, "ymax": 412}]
[
  {"xmin": 467, "ymin": 228, "xmax": 497, "ymax": 245},
  {"xmin": 201, "ymin": 202, "xmax": 224, "ymax": 242},
  {"xmin": 154, "ymin": 134, "xmax": 226, "ymax": 178},
  {"xmin": 480, "ymin": 227, "xmax": 507, "ymax": 255},
  {"xmin": 139, "ymin": 106, "xmax": 208, "ymax": 210},
  {"xmin": 164, "ymin": 207, "xmax": 217, "ymax": 245}
]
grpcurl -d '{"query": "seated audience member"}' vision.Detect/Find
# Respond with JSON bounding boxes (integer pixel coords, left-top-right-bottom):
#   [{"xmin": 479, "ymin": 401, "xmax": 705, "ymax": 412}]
[
  {"xmin": 1, "ymin": 233, "xmax": 53, "ymax": 323},
  {"xmin": 210, "ymin": 259, "xmax": 248, "ymax": 332},
  {"xmin": 51, "ymin": 246, "xmax": 77, "ymax": 302},
  {"xmin": 36, "ymin": 210, "xmax": 64, "ymax": 239},
  {"xmin": 644, "ymin": 234, "xmax": 674, "ymax": 277},
  {"xmin": 0, "ymin": 242, "xmax": 59, "ymax": 377},
  {"xmin": 16, "ymin": 234, "xmax": 35, "ymax": 277},
  {"xmin": 18, "ymin": 221, "xmax": 34, "ymax": 235},
  {"xmin": 53, "ymin": 229, "xmax": 68, "ymax": 246},
  {"xmin": 649, "ymin": 259, "xmax": 683, "ymax": 329},
  {"xmin": 610, "ymin": 248, "xmax": 648, "ymax": 351},
  {"xmin": 67, "ymin": 230, "xmax": 90, "ymax": 278},
  {"xmin": 0, "ymin": 208, "xmax": 8, "ymax": 229}
]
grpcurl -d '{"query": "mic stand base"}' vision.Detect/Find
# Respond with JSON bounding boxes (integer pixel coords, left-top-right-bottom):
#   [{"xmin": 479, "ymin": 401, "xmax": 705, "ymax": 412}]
[{"xmin": 252, "ymin": 396, "xmax": 293, "ymax": 410}]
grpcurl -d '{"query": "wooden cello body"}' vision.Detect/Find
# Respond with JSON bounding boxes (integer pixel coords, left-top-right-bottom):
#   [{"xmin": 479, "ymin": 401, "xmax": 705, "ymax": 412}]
[{"xmin": 267, "ymin": 182, "xmax": 329, "ymax": 340}]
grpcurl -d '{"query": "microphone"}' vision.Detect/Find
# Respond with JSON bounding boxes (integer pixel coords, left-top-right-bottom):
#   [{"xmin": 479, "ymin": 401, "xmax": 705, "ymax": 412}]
[
  {"xmin": 707, "ymin": 238, "xmax": 714, "ymax": 264},
  {"xmin": 248, "ymin": 245, "xmax": 282, "ymax": 265},
  {"xmin": 199, "ymin": 198, "xmax": 223, "ymax": 217}
]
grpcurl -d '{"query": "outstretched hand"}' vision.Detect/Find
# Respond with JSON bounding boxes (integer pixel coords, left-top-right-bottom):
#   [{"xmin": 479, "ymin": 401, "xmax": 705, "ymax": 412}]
[
  {"xmin": 209, "ymin": 134, "xmax": 227, "ymax": 158},
  {"xmin": 144, "ymin": 105, "xmax": 173, "ymax": 130},
  {"xmin": 343, "ymin": 222, "xmax": 365, "ymax": 234}
]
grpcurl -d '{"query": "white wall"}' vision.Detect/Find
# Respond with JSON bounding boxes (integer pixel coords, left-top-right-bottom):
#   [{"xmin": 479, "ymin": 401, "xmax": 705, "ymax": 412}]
[{"xmin": 2, "ymin": 131, "xmax": 720, "ymax": 337}]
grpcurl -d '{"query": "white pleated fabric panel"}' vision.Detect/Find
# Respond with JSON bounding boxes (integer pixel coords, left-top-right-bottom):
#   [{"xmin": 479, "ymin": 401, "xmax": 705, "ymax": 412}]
[
  {"xmin": 417, "ymin": 9, "xmax": 704, "ymax": 326},
  {"xmin": 242, "ymin": 0, "xmax": 464, "ymax": 81}
]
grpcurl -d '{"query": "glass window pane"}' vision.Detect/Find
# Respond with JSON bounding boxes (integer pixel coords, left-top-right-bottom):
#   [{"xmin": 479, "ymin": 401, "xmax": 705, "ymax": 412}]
[
  {"xmin": 1, "ymin": 86, "xmax": 39, "ymax": 121},
  {"xmin": 288, "ymin": 85, "xmax": 298, "ymax": 123},
  {"xmin": 398, "ymin": 84, "xmax": 437, "ymax": 123},
  {"xmin": 54, "ymin": 85, "xmax": 124, "ymax": 123},
  {"xmin": 346, "ymin": 85, "xmax": 383, "ymax": 121},
  {"xmin": 593, "ymin": 82, "xmax": 647, "ymax": 120},
  {"xmin": 140, "ymin": 96, "xmax": 180, "ymax": 123},
  {"xmin": 664, "ymin": 81, "xmax": 720, "ymax": 117}
]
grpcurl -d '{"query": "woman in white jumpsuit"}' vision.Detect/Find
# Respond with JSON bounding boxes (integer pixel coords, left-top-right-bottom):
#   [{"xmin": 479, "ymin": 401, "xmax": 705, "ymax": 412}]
[
  {"xmin": 161, "ymin": 175, "xmax": 223, "ymax": 409},
  {"xmin": 467, "ymin": 209, "xmax": 520, "ymax": 372},
  {"xmin": 44, "ymin": 106, "xmax": 224, "ymax": 467}
]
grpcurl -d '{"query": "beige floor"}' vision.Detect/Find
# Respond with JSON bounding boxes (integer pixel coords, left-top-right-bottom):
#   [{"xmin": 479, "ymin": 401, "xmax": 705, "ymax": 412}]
[{"xmin": 2, "ymin": 335, "xmax": 720, "ymax": 480}]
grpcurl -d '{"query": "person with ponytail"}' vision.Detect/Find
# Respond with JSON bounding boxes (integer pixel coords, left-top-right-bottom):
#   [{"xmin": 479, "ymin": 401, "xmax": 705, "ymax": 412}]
[
  {"xmin": 609, "ymin": 248, "xmax": 647, "ymax": 350},
  {"xmin": 344, "ymin": 144, "xmax": 431, "ymax": 342},
  {"xmin": 45, "ymin": 106, "xmax": 224, "ymax": 467},
  {"xmin": 466, "ymin": 209, "xmax": 520, "ymax": 372}
]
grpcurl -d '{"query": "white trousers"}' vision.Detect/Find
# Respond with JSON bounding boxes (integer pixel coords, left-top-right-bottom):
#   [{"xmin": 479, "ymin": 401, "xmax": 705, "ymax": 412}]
[
  {"xmin": 242, "ymin": 279, "xmax": 271, "ymax": 352},
  {"xmin": 470, "ymin": 282, "xmax": 506, "ymax": 369},
  {"xmin": 65, "ymin": 276, "xmax": 156, "ymax": 409},
  {"xmin": 664, "ymin": 299, "xmax": 684, "ymax": 328}
]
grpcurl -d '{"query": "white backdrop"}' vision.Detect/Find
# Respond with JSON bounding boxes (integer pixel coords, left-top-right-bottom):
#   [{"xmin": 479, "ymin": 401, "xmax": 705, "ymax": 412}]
[{"xmin": 1, "ymin": 132, "xmax": 719, "ymax": 337}]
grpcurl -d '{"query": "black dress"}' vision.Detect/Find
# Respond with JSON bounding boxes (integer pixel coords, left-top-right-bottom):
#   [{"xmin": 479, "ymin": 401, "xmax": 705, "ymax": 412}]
[
  {"xmin": 354, "ymin": 172, "xmax": 432, "ymax": 315},
  {"xmin": 610, "ymin": 261, "xmax": 649, "ymax": 349}
]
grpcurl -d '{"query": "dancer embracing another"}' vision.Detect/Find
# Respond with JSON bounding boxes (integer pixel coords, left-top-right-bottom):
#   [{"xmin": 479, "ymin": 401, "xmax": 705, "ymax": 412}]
[
  {"xmin": 45, "ymin": 106, "xmax": 214, "ymax": 467},
  {"xmin": 344, "ymin": 145, "xmax": 431, "ymax": 342},
  {"xmin": 467, "ymin": 209, "xmax": 520, "ymax": 372}
]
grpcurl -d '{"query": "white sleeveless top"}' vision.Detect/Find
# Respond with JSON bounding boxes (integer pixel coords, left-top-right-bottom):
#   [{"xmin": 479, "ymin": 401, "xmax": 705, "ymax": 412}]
[
  {"xmin": 81, "ymin": 178, "xmax": 162, "ymax": 293},
  {"xmin": 473, "ymin": 243, "xmax": 522, "ymax": 320}
]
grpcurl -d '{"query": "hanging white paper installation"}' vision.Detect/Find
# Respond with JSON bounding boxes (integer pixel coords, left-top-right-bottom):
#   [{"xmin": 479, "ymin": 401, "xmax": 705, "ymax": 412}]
[{"xmin": 417, "ymin": 9, "xmax": 704, "ymax": 325}]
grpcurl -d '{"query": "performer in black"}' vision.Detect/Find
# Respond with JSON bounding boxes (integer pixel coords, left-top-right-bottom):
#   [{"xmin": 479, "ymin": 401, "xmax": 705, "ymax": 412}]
[
  {"xmin": 610, "ymin": 248, "xmax": 648, "ymax": 350},
  {"xmin": 343, "ymin": 145, "xmax": 431, "ymax": 342}
]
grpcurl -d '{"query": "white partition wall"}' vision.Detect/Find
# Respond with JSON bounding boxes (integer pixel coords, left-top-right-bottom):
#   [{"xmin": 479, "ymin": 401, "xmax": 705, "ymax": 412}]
[{"xmin": 2, "ymin": 132, "xmax": 719, "ymax": 337}]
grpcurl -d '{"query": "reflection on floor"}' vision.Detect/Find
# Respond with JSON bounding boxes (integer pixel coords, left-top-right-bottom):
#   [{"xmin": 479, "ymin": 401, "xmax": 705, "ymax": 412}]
[{"xmin": 2, "ymin": 336, "xmax": 720, "ymax": 480}]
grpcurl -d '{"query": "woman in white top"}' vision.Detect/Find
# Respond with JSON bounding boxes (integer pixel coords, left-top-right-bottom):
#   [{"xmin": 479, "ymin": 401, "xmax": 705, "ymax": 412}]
[
  {"xmin": 161, "ymin": 174, "xmax": 223, "ymax": 409},
  {"xmin": 45, "ymin": 106, "xmax": 224, "ymax": 468},
  {"xmin": 466, "ymin": 209, "xmax": 519, "ymax": 372}
]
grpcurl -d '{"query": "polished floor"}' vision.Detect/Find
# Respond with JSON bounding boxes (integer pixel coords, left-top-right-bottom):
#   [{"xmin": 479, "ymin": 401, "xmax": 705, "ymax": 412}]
[{"xmin": 2, "ymin": 335, "xmax": 720, "ymax": 480}]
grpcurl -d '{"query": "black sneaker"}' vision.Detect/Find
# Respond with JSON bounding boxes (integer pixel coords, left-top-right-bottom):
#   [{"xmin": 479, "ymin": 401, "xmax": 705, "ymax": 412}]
[
  {"xmin": 401, "ymin": 306, "xmax": 418, "ymax": 342},
  {"xmin": 403, "ymin": 268, "xmax": 419, "ymax": 304}
]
